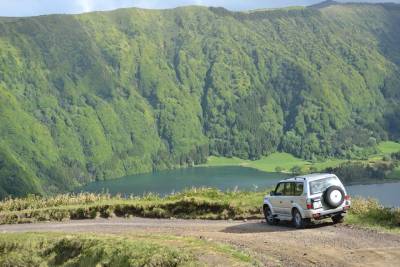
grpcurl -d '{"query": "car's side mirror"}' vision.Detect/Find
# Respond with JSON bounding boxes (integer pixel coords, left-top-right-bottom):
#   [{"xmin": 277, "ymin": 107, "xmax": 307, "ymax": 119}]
[{"xmin": 270, "ymin": 191, "xmax": 275, "ymax": 196}]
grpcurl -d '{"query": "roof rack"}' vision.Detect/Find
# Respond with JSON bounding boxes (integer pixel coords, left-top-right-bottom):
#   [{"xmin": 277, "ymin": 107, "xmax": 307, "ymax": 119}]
[{"xmin": 284, "ymin": 176, "xmax": 306, "ymax": 180}]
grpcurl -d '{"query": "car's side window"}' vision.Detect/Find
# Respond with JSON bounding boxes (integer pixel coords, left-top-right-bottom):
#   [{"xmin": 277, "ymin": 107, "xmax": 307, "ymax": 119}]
[
  {"xmin": 283, "ymin": 183, "xmax": 293, "ymax": 196},
  {"xmin": 275, "ymin": 183, "xmax": 285, "ymax": 195},
  {"xmin": 294, "ymin": 183, "xmax": 304, "ymax": 196}
]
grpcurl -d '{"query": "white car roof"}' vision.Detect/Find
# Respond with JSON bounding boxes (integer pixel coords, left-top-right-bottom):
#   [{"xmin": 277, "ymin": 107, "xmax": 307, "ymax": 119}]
[{"xmin": 279, "ymin": 173, "xmax": 337, "ymax": 183}]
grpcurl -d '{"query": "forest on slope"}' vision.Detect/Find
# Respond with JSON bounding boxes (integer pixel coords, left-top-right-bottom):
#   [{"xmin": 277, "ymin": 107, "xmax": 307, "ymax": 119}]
[{"xmin": 0, "ymin": 2, "xmax": 399, "ymax": 197}]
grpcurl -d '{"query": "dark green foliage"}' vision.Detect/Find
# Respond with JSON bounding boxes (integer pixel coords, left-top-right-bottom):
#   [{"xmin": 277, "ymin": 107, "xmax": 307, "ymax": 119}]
[
  {"xmin": 325, "ymin": 161, "xmax": 397, "ymax": 184},
  {"xmin": 290, "ymin": 166, "xmax": 302, "ymax": 175},
  {"xmin": 0, "ymin": 2, "xmax": 400, "ymax": 196},
  {"xmin": 391, "ymin": 151, "xmax": 400, "ymax": 160}
]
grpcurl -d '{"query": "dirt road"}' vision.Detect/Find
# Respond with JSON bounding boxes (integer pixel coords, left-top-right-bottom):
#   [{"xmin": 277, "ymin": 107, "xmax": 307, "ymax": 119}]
[{"xmin": 1, "ymin": 218, "xmax": 399, "ymax": 266}]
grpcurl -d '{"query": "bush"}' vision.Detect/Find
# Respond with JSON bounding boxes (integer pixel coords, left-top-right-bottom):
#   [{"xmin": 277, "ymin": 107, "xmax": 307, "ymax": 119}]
[
  {"xmin": 348, "ymin": 198, "xmax": 399, "ymax": 228},
  {"xmin": 290, "ymin": 165, "xmax": 302, "ymax": 175},
  {"xmin": 391, "ymin": 151, "xmax": 400, "ymax": 160},
  {"xmin": 69, "ymin": 207, "xmax": 97, "ymax": 220},
  {"xmin": 98, "ymin": 205, "xmax": 113, "ymax": 218}
]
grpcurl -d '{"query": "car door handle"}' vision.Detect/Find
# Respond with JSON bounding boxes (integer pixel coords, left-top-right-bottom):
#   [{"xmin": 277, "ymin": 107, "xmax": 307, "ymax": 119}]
[{"xmin": 280, "ymin": 201, "xmax": 283, "ymax": 203}]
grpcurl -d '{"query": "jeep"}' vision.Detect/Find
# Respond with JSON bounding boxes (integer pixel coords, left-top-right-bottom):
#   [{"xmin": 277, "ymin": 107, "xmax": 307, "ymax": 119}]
[{"xmin": 263, "ymin": 173, "xmax": 351, "ymax": 228}]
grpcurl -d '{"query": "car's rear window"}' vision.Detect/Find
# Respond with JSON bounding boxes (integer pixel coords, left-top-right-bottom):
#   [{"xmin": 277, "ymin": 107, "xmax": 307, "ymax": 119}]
[{"xmin": 309, "ymin": 177, "xmax": 339, "ymax": 195}]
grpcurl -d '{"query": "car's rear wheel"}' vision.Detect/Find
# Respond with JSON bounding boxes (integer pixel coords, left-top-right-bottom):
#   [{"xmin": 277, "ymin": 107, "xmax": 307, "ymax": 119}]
[
  {"xmin": 292, "ymin": 209, "xmax": 309, "ymax": 229},
  {"xmin": 332, "ymin": 214, "xmax": 344, "ymax": 224},
  {"xmin": 263, "ymin": 205, "xmax": 279, "ymax": 225}
]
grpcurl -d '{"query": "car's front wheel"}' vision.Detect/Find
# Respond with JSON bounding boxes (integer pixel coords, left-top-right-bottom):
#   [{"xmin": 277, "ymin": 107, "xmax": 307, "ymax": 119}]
[
  {"xmin": 263, "ymin": 205, "xmax": 279, "ymax": 225},
  {"xmin": 292, "ymin": 209, "xmax": 310, "ymax": 229}
]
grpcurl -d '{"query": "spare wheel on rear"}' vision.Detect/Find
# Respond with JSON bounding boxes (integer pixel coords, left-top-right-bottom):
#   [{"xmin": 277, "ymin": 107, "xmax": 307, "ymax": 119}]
[{"xmin": 323, "ymin": 186, "xmax": 345, "ymax": 208}]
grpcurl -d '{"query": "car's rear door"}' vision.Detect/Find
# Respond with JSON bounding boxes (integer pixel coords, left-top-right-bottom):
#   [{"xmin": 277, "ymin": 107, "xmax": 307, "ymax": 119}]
[
  {"xmin": 280, "ymin": 182, "xmax": 295, "ymax": 216},
  {"xmin": 270, "ymin": 182, "xmax": 285, "ymax": 214},
  {"xmin": 292, "ymin": 182, "xmax": 306, "ymax": 210}
]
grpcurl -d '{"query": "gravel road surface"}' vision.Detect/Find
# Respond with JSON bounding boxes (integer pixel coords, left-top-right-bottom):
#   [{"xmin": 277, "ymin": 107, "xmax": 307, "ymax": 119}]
[{"xmin": 1, "ymin": 218, "xmax": 399, "ymax": 266}]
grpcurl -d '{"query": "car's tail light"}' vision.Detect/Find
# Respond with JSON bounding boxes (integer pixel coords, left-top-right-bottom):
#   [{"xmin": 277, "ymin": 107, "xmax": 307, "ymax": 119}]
[
  {"xmin": 306, "ymin": 198, "xmax": 313, "ymax": 209},
  {"xmin": 345, "ymin": 195, "xmax": 351, "ymax": 200}
]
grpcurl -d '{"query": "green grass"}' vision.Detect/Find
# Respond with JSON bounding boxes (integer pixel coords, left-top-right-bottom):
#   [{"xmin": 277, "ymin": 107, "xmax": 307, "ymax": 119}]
[
  {"xmin": 386, "ymin": 167, "xmax": 400, "ymax": 180},
  {"xmin": 152, "ymin": 234, "xmax": 258, "ymax": 265},
  {"xmin": 0, "ymin": 232, "xmax": 258, "ymax": 266},
  {"xmin": 243, "ymin": 153, "xmax": 309, "ymax": 172},
  {"xmin": 345, "ymin": 198, "xmax": 400, "ymax": 233},
  {"xmin": 203, "ymin": 152, "xmax": 344, "ymax": 173},
  {"xmin": 204, "ymin": 140, "xmax": 400, "ymax": 174},
  {"xmin": 0, "ymin": 233, "xmax": 193, "ymax": 267},
  {"xmin": 377, "ymin": 141, "xmax": 400, "ymax": 155}
]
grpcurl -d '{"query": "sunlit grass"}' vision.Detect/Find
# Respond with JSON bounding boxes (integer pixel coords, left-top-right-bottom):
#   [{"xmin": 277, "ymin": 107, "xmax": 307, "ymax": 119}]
[
  {"xmin": 203, "ymin": 152, "xmax": 344, "ymax": 173},
  {"xmin": 345, "ymin": 197, "xmax": 400, "ymax": 233},
  {"xmin": 0, "ymin": 233, "xmax": 193, "ymax": 266},
  {"xmin": 377, "ymin": 141, "xmax": 400, "ymax": 155}
]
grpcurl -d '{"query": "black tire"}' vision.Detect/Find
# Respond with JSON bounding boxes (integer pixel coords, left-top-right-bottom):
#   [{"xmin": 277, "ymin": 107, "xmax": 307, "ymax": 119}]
[
  {"xmin": 292, "ymin": 209, "xmax": 310, "ymax": 229},
  {"xmin": 323, "ymin": 186, "xmax": 345, "ymax": 209},
  {"xmin": 332, "ymin": 214, "xmax": 344, "ymax": 224},
  {"xmin": 263, "ymin": 205, "xmax": 279, "ymax": 225}
]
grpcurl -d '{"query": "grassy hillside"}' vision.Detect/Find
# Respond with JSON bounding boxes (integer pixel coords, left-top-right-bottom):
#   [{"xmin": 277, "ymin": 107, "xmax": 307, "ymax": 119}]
[
  {"xmin": 204, "ymin": 141, "xmax": 400, "ymax": 174},
  {"xmin": 203, "ymin": 153, "xmax": 344, "ymax": 173},
  {"xmin": 0, "ymin": 2, "xmax": 400, "ymax": 196}
]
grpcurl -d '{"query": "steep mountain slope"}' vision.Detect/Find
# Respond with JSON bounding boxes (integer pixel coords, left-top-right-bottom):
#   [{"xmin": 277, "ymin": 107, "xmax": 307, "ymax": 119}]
[{"xmin": 0, "ymin": 2, "xmax": 399, "ymax": 197}]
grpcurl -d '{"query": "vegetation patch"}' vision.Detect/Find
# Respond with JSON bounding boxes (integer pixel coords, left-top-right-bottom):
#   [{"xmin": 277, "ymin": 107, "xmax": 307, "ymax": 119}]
[
  {"xmin": 0, "ymin": 233, "xmax": 193, "ymax": 267},
  {"xmin": 345, "ymin": 198, "xmax": 400, "ymax": 231},
  {"xmin": 325, "ymin": 160, "xmax": 399, "ymax": 184},
  {"xmin": 0, "ymin": 188, "xmax": 399, "ymax": 231},
  {"xmin": 0, "ymin": 189, "xmax": 267, "ymax": 224}
]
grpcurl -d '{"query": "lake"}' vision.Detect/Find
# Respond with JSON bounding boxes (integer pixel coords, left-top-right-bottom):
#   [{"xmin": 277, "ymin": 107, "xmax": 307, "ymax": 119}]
[
  {"xmin": 78, "ymin": 166, "xmax": 400, "ymax": 207},
  {"xmin": 347, "ymin": 182, "xmax": 400, "ymax": 207},
  {"xmin": 78, "ymin": 166, "xmax": 288, "ymax": 195}
]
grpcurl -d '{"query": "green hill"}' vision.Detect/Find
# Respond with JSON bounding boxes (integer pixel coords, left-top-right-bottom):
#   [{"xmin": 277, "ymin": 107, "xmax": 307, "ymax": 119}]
[{"xmin": 0, "ymin": 2, "xmax": 399, "ymax": 197}]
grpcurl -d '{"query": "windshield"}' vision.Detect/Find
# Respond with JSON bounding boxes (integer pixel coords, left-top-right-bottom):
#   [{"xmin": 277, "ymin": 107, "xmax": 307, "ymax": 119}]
[{"xmin": 309, "ymin": 177, "xmax": 339, "ymax": 195}]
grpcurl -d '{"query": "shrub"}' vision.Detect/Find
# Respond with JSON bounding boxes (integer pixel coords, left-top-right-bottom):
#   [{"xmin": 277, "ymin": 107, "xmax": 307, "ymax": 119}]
[
  {"xmin": 98, "ymin": 205, "xmax": 113, "ymax": 218},
  {"xmin": 349, "ymin": 198, "xmax": 399, "ymax": 227},
  {"xmin": 275, "ymin": 166, "xmax": 283, "ymax": 172},
  {"xmin": 69, "ymin": 207, "xmax": 97, "ymax": 220}
]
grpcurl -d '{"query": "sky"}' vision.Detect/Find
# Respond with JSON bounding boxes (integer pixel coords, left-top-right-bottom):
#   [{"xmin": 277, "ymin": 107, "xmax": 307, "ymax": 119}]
[{"xmin": 0, "ymin": 0, "xmax": 399, "ymax": 17}]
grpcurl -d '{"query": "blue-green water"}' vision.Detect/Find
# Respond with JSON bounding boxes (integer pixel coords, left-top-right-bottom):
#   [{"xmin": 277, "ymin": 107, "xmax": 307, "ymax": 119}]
[
  {"xmin": 78, "ymin": 166, "xmax": 289, "ymax": 196},
  {"xmin": 78, "ymin": 166, "xmax": 400, "ymax": 207},
  {"xmin": 347, "ymin": 182, "xmax": 400, "ymax": 207}
]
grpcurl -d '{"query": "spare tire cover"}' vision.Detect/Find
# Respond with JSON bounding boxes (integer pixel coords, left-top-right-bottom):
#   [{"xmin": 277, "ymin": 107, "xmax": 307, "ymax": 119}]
[{"xmin": 323, "ymin": 186, "xmax": 345, "ymax": 208}]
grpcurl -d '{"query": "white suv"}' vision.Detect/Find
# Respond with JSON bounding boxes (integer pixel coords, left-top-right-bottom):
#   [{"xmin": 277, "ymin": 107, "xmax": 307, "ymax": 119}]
[{"xmin": 263, "ymin": 173, "xmax": 351, "ymax": 228}]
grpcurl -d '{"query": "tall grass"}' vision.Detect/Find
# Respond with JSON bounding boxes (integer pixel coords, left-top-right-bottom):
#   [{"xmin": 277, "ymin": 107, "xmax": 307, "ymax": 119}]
[
  {"xmin": 0, "ymin": 188, "xmax": 269, "ymax": 224},
  {"xmin": 0, "ymin": 233, "xmax": 192, "ymax": 266},
  {"xmin": 346, "ymin": 197, "xmax": 400, "ymax": 229},
  {"xmin": 0, "ymin": 189, "xmax": 398, "ymax": 230}
]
